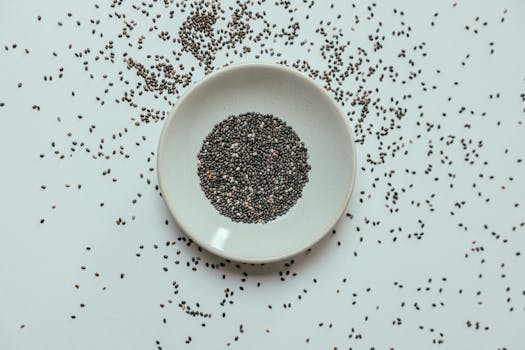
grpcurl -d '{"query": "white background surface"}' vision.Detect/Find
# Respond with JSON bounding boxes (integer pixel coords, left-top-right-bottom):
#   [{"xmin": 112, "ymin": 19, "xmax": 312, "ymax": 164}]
[{"xmin": 1, "ymin": 0, "xmax": 524, "ymax": 349}]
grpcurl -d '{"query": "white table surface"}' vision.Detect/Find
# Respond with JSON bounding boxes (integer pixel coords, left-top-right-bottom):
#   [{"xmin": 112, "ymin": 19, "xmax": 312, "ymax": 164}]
[{"xmin": 1, "ymin": 0, "xmax": 524, "ymax": 349}]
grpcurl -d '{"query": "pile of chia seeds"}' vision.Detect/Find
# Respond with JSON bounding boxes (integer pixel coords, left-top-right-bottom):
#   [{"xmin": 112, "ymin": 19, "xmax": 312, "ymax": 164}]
[{"xmin": 197, "ymin": 112, "xmax": 311, "ymax": 223}]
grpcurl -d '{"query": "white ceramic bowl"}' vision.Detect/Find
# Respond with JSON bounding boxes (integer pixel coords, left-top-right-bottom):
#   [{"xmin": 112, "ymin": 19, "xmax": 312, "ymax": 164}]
[{"xmin": 157, "ymin": 63, "xmax": 356, "ymax": 263}]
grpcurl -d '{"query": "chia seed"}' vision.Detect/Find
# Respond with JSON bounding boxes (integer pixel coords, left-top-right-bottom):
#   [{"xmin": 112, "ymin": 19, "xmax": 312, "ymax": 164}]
[{"xmin": 197, "ymin": 112, "xmax": 311, "ymax": 223}]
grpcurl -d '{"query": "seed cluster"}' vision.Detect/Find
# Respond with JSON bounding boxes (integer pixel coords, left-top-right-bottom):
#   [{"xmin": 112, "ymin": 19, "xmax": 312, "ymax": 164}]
[{"xmin": 197, "ymin": 112, "xmax": 311, "ymax": 223}]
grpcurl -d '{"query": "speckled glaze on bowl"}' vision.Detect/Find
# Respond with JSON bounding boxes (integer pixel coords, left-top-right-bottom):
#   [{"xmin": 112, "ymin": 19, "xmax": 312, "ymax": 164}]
[{"xmin": 157, "ymin": 63, "xmax": 356, "ymax": 263}]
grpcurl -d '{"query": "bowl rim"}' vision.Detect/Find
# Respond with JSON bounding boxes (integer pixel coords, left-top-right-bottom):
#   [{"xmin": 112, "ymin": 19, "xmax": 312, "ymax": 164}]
[{"xmin": 157, "ymin": 62, "xmax": 356, "ymax": 263}]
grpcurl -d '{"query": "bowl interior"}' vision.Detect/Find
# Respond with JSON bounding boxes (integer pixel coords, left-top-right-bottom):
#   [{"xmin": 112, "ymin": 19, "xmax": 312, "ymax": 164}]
[{"xmin": 158, "ymin": 63, "xmax": 355, "ymax": 263}]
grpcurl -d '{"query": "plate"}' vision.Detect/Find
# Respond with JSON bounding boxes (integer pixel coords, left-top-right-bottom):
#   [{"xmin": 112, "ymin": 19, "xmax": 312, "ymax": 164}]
[{"xmin": 157, "ymin": 63, "xmax": 356, "ymax": 263}]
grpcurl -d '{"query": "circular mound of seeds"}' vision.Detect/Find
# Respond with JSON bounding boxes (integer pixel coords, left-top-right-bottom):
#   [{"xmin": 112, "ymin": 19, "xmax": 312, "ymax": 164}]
[{"xmin": 197, "ymin": 112, "xmax": 311, "ymax": 224}]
